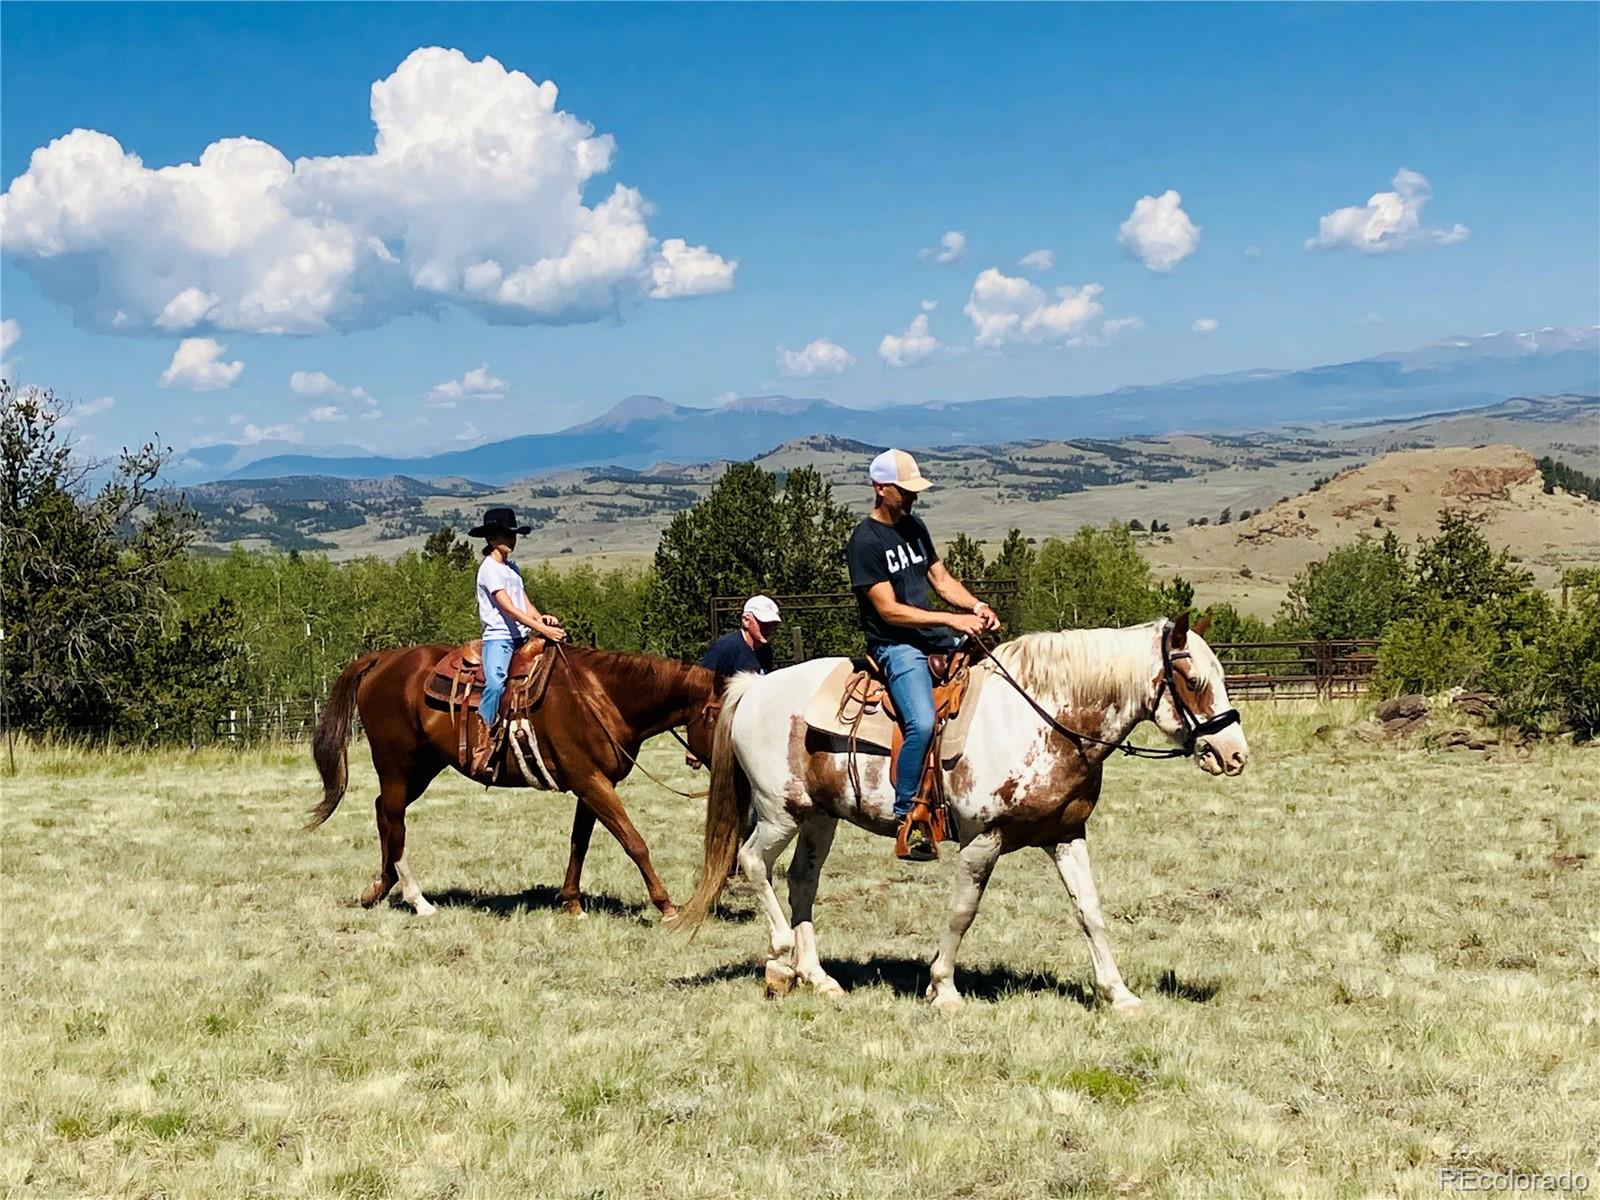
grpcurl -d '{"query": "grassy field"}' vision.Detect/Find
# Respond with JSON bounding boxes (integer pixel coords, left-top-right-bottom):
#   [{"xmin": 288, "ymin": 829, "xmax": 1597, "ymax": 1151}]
[{"xmin": 3, "ymin": 705, "xmax": 1597, "ymax": 1198}]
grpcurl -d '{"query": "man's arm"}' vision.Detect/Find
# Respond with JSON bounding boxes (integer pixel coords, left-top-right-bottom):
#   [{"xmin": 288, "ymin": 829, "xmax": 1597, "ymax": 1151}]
[
  {"xmin": 491, "ymin": 589, "xmax": 567, "ymax": 641},
  {"xmin": 928, "ymin": 562, "xmax": 1003, "ymax": 631},
  {"xmin": 865, "ymin": 581, "xmax": 986, "ymax": 638}
]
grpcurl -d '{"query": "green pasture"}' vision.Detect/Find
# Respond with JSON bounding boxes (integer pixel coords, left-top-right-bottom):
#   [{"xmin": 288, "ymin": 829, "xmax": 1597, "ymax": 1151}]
[{"xmin": 2, "ymin": 704, "xmax": 1596, "ymax": 1198}]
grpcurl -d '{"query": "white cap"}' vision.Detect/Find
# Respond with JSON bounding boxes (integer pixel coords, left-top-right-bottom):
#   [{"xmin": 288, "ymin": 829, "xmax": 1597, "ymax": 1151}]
[
  {"xmin": 869, "ymin": 448, "xmax": 932, "ymax": 492},
  {"xmin": 742, "ymin": 594, "xmax": 781, "ymax": 624}
]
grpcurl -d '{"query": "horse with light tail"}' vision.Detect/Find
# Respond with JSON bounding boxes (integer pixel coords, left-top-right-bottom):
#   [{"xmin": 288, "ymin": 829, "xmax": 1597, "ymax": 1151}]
[{"xmin": 672, "ymin": 613, "xmax": 1249, "ymax": 1013}]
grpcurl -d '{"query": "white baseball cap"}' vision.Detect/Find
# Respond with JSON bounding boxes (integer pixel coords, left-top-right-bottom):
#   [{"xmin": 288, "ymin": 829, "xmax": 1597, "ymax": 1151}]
[
  {"xmin": 869, "ymin": 448, "xmax": 932, "ymax": 492},
  {"xmin": 742, "ymin": 594, "xmax": 781, "ymax": 624}
]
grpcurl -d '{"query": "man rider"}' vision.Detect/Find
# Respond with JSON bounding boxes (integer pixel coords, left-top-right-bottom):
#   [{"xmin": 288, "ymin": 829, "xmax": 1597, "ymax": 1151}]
[
  {"xmin": 686, "ymin": 595, "xmax": 781, "ymax": 770},
  {"xmin": 846, "ymin": 449, "xmax": 1002, "ymax": 860},
  {"xmin": 700, "ymin": 594, "xmax": 781, "ymax": 676}
]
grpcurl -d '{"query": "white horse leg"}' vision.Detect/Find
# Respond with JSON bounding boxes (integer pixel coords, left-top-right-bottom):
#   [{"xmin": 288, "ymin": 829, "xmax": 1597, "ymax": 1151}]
[
  {"xmin": 925, "ymin": 830, "xmax": 1003, "ymax": 1013},
  {"xmin": 787, "ymin": 816, "xmax": 843, "ymax": 997},
  {"xmin": 737, "ymin": 799, "xmax": 800, "ymax": 996},
  {"xmin": 394, "ymin": 855, "xmax": 436, "ymax": 917},
  {"xmin": 1050, "ymin": 837, "xmax": 1139, "ymax": 1013}
]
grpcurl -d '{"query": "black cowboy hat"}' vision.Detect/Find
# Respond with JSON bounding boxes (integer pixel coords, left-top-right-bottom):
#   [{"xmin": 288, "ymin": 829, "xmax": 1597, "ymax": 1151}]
[{"xmin": 469, "ymin": 506, "xmax": 533, "ymax": 537}]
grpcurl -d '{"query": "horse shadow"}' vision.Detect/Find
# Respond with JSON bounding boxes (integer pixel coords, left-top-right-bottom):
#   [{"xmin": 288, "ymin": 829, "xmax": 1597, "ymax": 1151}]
[
  {"xmin": 424, "ymin": 883, "xmax": 650, "ymax": 921},
  {"xmin": 674, "ymin": 955, "xmax": 1098, "ymax": 1006},
  {"xmin": 674, "ymin": 957, "xmax": 1220, "ymax": 1007}
]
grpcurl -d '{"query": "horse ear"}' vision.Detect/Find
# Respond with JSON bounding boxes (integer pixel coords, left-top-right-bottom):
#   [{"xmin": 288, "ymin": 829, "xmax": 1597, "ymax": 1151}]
[
  {"xmin": 1193, "ymin": 611, "xmax": 1212, "ymax": 639},
  {"xmin": 1171, "ymin": 610, "xmax": 1191, "ymax": 649}
]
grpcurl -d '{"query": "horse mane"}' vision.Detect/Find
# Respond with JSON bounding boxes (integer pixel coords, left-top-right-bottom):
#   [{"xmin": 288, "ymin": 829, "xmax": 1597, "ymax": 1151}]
[
  {"xmin": 991, "ymin": 621, "xmax": 1178, "ymax": 710},
  {"xmin": 563, "ymin": 645, "xmax": 712, "ymax": 697}
]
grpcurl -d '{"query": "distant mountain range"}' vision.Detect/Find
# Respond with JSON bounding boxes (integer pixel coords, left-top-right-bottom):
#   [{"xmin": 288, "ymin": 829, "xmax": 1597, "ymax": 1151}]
[{"xmin": 186, "ymin": 327, "xmax": 1600, "ymax": 485}]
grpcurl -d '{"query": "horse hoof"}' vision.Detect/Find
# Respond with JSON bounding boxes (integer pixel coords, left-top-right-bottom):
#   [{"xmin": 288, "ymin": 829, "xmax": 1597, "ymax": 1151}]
[
  {"xmin": 812, "ymin": 977, "xmax": 846, "ymax": 1000},
  {"xmin": 358, "ymin": 883, "xmax": 387, "ymax": 909},
  {"xmin": 931, "ymin": 993, "xmax": 964, "ymax": 1015},
  {"xmin": 413, "ymin": 899, "xmax": 438, "ymax": 918},
  {"xmin": 1111, "ymin": 995, "xmax": 1144, "ymax": 1017},
  {"xmin": 763, "ymin": 960, "xmax": 796, "ymax": 998},
  {"xmin": 659, "ymin": 903, "xmax": 679, "ymax": 922}
]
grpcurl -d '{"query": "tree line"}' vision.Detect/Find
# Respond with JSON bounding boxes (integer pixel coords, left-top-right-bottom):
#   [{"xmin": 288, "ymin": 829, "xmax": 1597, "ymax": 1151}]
[{"xmin": 4, "ymin": 381, "xmax": 1596, "ymax": 744}]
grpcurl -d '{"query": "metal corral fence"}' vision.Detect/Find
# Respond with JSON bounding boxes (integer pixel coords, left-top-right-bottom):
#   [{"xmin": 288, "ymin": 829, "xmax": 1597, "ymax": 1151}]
[
  {"xmin": 1210, "ymin": 640, "xmax": 1379, "ymax": 700},
  {"xmin": 207, "ymin": 628, "xmax": 1377, "ymax": 744},
  {"xmin": 214, "ymin": 697, "xmax": 329, "ymax": 742},
  {"xmin": 712, "ymin": 591, "xmax": 1379, "ymax": 700}
]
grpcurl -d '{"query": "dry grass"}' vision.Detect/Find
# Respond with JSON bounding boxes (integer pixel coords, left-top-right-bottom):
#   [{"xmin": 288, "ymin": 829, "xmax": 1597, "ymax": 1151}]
[{"xmin": 3, "ymin": 705, "xmax": 1597, "ymax": 1198}]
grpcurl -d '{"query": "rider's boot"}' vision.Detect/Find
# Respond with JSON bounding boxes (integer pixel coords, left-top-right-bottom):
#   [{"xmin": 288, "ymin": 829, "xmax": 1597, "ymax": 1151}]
[{"xmin": 470, "ymin": 714, "xmax": 502, "ymax": 780}]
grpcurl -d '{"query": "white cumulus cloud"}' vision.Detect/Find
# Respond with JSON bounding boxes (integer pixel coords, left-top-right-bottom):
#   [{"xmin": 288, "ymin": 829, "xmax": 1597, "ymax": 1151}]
[
  {"xmin": 1018, "ymin": 249, "xmax": 1054, "ymax": 271},
  {"xmin": 919, "ymin": 299, "xmax": 938, "ymax": 312},
  {"xmin": 1118, "ymin": 190, "xmax": 1200, "ymax": 272},
  {"xmin": 427, "ymin": 363, "xmax": 509, "ymax": 407},
  {"xmin": 963, "ymin": 268, "xmax": 1104, "ymax": 348},
  {"xmin": 1103, "ymin": 316, "xmax": 1145, "ymax": 338},
  {"xmin": 1192, "ymin": 317, "xmax": 1220, "ymax": 334},
  {"xmin": 1306, "ymin": 168, "xmax": 1469, "ymax": 254},
  {"xmin": 160, "ymin": 338, "xmax": 243, "ymax": 390},
  {"xmin": 290, "ymin": 370, "xmax": 364, "ymax": 398},
  {"xmin": 878, "ymin": 313, "xmax": 941, "ymax": 368},
  {"xmin": 0, "ymin": 47, "xmax": 736, "ymax": 336},
  {"xmin": 777, "ymin": 338, "xmax": 854, "ymax": 378},
  {"xmin": 918, "ymin": 230, "xmax": 967, "ymax": 265},
  {"xmin": 307, "ymin": 405, "xmax": 346, "ymax": 423}
]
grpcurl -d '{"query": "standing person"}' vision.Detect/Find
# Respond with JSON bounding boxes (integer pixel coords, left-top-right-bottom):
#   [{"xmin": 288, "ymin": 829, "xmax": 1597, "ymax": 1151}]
[
  {"xmin": 700, "ymin": 594, "xmax": 781, "ymax": 676},
  {"xmin": 686, "ymin": 595, "xmax": 781, "ymax": 770},
  {"xmin": 470, "ymin": 506, "xmax": 566, "ymax": 776},
  {"xmin": 847, "ymin": 449, "xmax": 1002, "ymax": 860}
]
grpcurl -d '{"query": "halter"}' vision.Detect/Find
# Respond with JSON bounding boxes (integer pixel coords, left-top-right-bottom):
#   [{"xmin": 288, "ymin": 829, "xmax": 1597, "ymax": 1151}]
[{"xmin": 981, "ymin": 623, "xmax": 1239, "ymax": 761}]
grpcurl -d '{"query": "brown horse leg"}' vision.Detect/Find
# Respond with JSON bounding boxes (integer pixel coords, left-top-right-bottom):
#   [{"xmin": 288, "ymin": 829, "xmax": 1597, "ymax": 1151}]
[
  {"xmin": 360, "ymin": 759, "xmax": 443, "ymax": 915},
  {"xmin": 575, "ymin": 773, "xmax": 675, "ymax": 918},
  {"xmin": 558, "ymin": 800, "xmax": 598, "ymax": 918}
]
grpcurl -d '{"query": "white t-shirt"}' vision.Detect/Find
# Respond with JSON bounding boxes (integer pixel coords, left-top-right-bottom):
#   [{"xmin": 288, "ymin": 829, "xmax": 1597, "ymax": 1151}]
[{"xmin": 476, "ymin": 557, "xmax": 530, "ymax": 642}]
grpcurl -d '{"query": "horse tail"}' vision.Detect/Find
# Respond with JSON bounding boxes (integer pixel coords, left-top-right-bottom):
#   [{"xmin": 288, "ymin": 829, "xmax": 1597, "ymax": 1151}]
[
  {"xmin": 669, "ymin": 673, "xmax": 756, "ymax": 932},
  {"xmin": 306, "ymin": 651, "xmax": 383, "ymax": 830}
]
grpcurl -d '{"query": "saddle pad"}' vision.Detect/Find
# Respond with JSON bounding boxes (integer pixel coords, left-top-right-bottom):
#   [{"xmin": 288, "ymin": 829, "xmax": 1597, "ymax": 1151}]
[{"xmin": 803, "ymin": 658, "xmax": 992, "ymax": 764}]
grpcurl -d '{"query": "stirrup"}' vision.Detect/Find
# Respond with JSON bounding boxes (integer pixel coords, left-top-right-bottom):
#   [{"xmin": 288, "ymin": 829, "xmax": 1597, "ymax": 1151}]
[{"xmin": 894, "ymin": 808, "xmax": 940, "ymax": 861}]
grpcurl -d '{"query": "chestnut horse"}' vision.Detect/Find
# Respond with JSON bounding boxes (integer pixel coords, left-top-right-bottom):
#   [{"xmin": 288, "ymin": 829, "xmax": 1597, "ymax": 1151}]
[{"xmin": 308, "ymin": 643, "xmax": 720, "ymax": 919}]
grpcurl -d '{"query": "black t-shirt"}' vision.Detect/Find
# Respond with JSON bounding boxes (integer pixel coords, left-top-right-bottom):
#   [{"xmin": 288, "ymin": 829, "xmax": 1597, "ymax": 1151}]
[
  {"xmin": 846, "ymin": 514, "xmax": 954, "ymax": 652},
  {"xmin": 699, "ymin": 630, "xmax": 774, "ymax": 675}
]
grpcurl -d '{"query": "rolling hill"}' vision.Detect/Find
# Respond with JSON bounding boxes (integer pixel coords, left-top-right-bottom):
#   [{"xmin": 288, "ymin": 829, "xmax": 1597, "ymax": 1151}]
[{"xmin": 1145, "ymin": 444, "xmax": 1600, "ymax": 617}]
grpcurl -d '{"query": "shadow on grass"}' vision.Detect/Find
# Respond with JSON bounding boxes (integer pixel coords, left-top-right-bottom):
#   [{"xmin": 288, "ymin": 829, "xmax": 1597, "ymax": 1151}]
[
  {"xmin": 674, "ymin": 955, "xmax": 1101, "ymax": 1006},
  {"xmin": 1153, "ymin": 968, "xmax": 1221, "ymax": 1002},
  {"xmin": 425, "ymin": 884, "xmax": 650, "ymax": 921}
]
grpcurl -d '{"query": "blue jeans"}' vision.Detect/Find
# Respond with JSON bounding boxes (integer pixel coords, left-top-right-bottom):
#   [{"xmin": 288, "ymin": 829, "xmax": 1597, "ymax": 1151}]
[
  {"xmin": 870, "ymin": 642, "xmax": 937, "ymax": 819},
  {"xmin": 478, "ymin": 638, "xmax": 518, "ymax": 726}
]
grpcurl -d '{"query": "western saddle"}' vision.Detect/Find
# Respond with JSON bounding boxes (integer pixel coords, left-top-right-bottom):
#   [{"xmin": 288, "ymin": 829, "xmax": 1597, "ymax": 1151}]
[
  {"xmin": 423, "ymin": 640, "xmax": 557, "ymax": 786},
  {"xmin": 826, "ymin": 645, "xmax": 981, "ymax": 859}
]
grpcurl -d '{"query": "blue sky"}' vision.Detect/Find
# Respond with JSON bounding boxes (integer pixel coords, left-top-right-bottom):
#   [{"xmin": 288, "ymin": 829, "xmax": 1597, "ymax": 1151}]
[{"xmin": 2, "ymin": 2, "xmax": 1596, "ymax": 457}]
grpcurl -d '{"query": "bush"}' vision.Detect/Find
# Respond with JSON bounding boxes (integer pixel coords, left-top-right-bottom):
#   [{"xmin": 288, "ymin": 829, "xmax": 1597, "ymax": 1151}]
[
  {"xmin": 1548, "ymin": 569, "xmax": 1600, "ymax": 738},
  {"xmin": 1374, "ymin": 605, "xmax": 1487, "ymax": 697},
  {"xmin": 1280, "ymin": 531, "xmax": 1411, "ymax": 640}
]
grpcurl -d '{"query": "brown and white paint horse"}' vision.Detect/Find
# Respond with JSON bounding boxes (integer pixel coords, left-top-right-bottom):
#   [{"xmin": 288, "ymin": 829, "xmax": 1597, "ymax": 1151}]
[
  {"xmin": 674, "ymin": 615, "xmax": 1249, "ymax": 1012},
  {"xmin": 309, "ymin": 644, "xmax": 721, "ymax": 919}
]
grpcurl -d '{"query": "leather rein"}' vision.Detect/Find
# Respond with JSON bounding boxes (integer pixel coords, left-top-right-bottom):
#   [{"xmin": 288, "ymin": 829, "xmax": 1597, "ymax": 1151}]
[
  {"xmin": 551, "ymin": 642, "xmax": 711, "ymax": 800},
  {"xmin": 978, "ymin": 625, "xmax": 1241, "ymax": 761}
]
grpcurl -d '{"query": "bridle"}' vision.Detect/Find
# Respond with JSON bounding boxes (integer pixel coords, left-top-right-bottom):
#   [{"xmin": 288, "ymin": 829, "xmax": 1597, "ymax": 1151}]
[
  {"xmin": 1150, "ymin": 623, "xmax": 1242, "ymax": 757},
  {"xmin": 980, "ymin": 623, "xmax": 1240, "ymax": 761}
]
